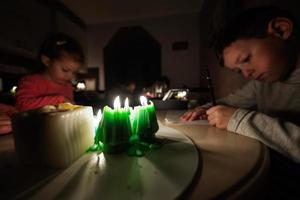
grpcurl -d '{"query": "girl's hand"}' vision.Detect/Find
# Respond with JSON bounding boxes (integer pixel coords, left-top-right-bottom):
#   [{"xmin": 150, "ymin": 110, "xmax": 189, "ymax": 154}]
[
  {"xmin": 206, "ymin": 105, "xmax": 237, "ymax": 129},
  {"xmin": 64, "ymin": 97, "xmax": 75, "ymax": 104},
  {"xmin": 181, "ymin": 106, "xmax": 209, "ymax": 121},
  {"xmin": 0, "ymin": 113, "xmax": 12, "ymax": 135}
]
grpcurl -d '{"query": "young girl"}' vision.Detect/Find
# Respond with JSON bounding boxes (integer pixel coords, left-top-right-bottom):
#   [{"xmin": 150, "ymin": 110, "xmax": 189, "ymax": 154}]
[{"xmin": 16, "ymin": 33, "xmax": 85, "ymax": 112}]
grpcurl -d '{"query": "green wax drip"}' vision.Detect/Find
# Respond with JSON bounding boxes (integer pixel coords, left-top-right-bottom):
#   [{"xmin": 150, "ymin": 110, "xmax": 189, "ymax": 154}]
[
  {"xmin": 127, "ymin": 140, "xmax": 162, "ymax": 157},
  {"xmin": 87, "ymin": 143, "xmax": 103, "ymax": 152}
]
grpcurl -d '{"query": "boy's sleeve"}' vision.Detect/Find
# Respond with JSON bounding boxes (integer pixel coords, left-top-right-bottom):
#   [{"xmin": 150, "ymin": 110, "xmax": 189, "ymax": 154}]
[
  {"xmin": 217, "ymin": 80, "xmax": 258, "ymax": 109},
  {"xmin": 16, "ymin": 78, "xmax": 65, "ymax": 112},
  {"xmin": 228, "ymin": 108, "xmax": 300, "ymax": 163}
]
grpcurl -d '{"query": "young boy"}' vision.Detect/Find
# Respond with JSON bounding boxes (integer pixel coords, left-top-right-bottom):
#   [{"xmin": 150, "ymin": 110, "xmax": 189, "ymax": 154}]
[{"xmin": 182, "ymin": 6, "xmax": 300, "ymax": 197}]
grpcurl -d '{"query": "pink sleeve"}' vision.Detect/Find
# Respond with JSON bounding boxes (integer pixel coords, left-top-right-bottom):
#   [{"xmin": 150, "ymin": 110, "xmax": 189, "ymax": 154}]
[{"xmin": 16, "ymin": 77, "xmax": 65, "ymax": 112}]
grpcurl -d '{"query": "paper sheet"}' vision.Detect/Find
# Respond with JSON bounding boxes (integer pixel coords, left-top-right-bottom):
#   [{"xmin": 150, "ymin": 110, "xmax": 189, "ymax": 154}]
[{"xmin": 165, "ymin": 110, "xmax": 209, "ymax": 125}]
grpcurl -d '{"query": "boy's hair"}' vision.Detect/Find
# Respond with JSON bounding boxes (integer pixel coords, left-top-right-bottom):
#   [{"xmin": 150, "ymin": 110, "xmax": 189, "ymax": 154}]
[
  {"xmin": 37, "ymin": 33, "xmax": 85, "ymax": 69},
  {"xmin": 211, "ymin": 6, "xmax": 300, "ymax": 66}
]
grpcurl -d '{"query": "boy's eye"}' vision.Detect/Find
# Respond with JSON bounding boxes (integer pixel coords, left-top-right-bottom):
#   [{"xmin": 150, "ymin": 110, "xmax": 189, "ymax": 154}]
[{"xmin": 62, "ymin": 68, "xmax": 69, "ymax": 72}]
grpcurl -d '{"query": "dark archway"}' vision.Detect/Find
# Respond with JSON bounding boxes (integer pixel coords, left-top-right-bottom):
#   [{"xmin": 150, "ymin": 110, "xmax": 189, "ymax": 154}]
[{"xmin": 104, "ymin": 26, "xmax": 161, "ymax": 91}]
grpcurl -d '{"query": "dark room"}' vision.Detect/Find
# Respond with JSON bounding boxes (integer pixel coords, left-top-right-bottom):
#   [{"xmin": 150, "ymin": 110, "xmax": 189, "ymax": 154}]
[{"xmin": 1, "ymin": 0, "xmax": 300, "ymax": 199}]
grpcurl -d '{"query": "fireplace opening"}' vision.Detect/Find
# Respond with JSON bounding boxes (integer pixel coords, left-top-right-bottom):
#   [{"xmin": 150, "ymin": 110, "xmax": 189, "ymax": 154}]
[{"xmin": 104, "ymin": 26, "xmax": 161, "ymax": 94}]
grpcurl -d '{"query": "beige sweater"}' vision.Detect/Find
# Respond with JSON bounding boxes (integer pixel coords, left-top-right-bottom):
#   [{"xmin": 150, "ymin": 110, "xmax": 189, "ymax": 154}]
[{"xmin": 218, "ymin": 67, "xmax": 300, "ymax": 163}]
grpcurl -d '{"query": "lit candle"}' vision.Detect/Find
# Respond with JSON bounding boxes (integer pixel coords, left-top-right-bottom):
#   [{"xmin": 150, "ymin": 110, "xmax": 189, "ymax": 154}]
[
  {"xmin": 93, "ymin": 109, "xmax": 102, "ymax": 133},
  {"xmin": 131, "ymin": 96, "xmax": 159, "ymax": 142},
  {"xmin": 127, "ymin": 96, "xmax": 160, "ymax": 156},
  {"xmin": 94, "ymin": 96, "xmax": 132, "ymax": 154},
  {"xmin": 124, "ymin": 97, "xmax": 131, "ymax": 114}
]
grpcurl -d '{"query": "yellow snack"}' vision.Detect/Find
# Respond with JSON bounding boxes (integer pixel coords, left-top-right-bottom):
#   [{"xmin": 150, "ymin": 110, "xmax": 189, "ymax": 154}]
[{"xmin": 57, "ymin": 103, "xmax": 82, "ymax": 111}]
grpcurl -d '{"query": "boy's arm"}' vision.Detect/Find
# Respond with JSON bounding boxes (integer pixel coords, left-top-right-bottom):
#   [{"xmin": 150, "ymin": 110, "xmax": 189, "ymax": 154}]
[
  {"xmin": 228, "ymin": 108, "xmax": 300, "ymax": 163},
  {"xmin": 181, "ymin": 81, "xmax": 257, "ymax": 121}
]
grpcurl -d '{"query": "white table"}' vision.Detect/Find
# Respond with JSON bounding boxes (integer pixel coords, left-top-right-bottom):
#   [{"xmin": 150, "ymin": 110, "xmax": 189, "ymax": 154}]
[{"xmin": 158, "ymin": 111, "xmax": 269, "ymax": 199}]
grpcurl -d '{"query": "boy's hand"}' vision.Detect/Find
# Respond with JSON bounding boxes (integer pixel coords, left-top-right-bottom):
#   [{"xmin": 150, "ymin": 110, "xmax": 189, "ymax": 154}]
[
  {"xmin": 206, "ymin": 105, "xmax": 237, "ymax": 129},
  {"xmin": 180, "ymin": 106, "xmax": 209, "ymax": 121}
]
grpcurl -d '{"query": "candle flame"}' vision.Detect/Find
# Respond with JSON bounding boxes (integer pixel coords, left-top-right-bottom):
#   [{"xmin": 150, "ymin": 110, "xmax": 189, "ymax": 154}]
[
  {"xmin": 93, "ymin": 109, "xmax": 102, "ymax": 133},
  {"xmin": 125, "ymin": 97, "xmax": 129, "ymax": 108},
  {"xmin": 114, "ymin": 96, "xmax": 121, "ymax": 109},
  {"xmin": 140, "ymin": 96, "xmax": 148, "ymax": 106},
  {"xmin": 96, "ymin": 109, "xmax": 102, "ymax": 120}
]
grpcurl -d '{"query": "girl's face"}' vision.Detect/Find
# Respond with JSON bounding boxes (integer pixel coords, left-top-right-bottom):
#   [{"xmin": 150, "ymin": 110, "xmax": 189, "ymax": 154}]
[
  {"xmin": 43, "ymin": 54, "xmax": 82, "ymax": 85},
  {"xmin": 222, "ymin": 36, "xmax": 292, "ymax": 82}
]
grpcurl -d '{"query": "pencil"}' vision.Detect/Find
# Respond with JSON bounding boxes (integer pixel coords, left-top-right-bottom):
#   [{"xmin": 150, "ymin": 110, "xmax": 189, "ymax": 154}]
[{"xmin": 206, "ymin": 68, "xmax": 217, "ymax": 106}]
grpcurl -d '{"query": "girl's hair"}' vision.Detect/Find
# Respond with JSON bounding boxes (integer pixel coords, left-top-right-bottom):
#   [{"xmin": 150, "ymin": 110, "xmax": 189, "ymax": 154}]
[
  {"xmin": 37, "ymin": 33, "xmax": 84, "ymax": 71},
  {"xmin": 211, "ymin": 6, "xmax": 300, "ymax": 66}
]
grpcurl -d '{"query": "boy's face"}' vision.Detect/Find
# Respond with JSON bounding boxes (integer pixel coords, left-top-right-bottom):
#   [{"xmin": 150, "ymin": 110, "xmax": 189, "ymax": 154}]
[{"xmin": 223, "ymin": 36, "xmax": 290, "ymax": 82}]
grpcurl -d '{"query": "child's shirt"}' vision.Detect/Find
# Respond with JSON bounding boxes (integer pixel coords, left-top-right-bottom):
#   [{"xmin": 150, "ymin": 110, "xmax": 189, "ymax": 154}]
[
  {"xmin": 217, "ymin": 66, "xmax": 300, "ymax": 162},
  {"xmin": 16, "ymin": 74, "xmax": 73, "ymax": 112}
]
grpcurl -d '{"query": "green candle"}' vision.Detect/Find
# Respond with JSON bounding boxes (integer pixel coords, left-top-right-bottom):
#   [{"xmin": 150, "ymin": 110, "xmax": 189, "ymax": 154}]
[
  {"xmin": 95, "ymin": 96, "xmax": 132, "ymax": 154},
  {"xmin": 146, "ymin": 100, "xmax": 159, "ymax": 135},
  {"xmin": 131, "ymin": 96, "xmax": 159, "ymax": 142},
  {"xmin": 90, "ymin": 96, "xmax": 160, "ymax": 157},
  {"xmin": 127, "ymin": 96, "xmax": 160, "ymax": 157}
]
